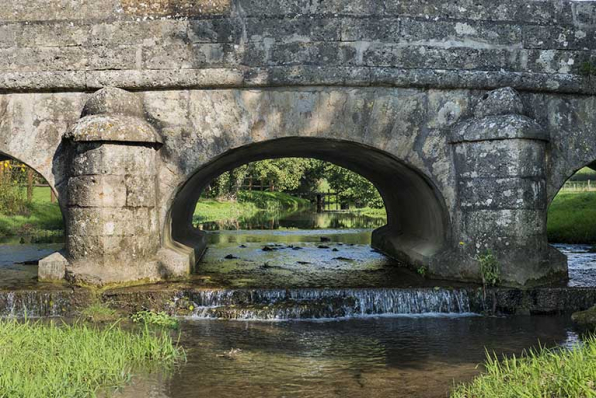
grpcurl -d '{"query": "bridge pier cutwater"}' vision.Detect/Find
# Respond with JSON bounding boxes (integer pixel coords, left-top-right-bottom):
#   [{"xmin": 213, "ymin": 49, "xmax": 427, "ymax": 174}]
[{"xmin": 1, "ymin": 0, "xmax": 595, "ymax": 286}]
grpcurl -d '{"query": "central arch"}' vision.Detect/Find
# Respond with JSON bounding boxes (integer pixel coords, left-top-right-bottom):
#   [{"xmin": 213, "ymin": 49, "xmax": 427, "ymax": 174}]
[{"xmin": 166, "ymin": 137, "xmax": 451, "ymax": 272}]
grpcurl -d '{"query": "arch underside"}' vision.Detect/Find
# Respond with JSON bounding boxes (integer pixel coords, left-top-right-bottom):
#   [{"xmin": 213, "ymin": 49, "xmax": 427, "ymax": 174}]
[{"xmin": 168, "ymin": 137, "xmax": 451, "ymax": 270}]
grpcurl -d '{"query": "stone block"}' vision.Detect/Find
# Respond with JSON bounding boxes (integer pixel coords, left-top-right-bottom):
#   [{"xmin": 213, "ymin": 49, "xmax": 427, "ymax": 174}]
[
  {"xmin": 363, "ymin": 44, "xmax": 521, "ymax": 71},
  {"xmin": 463, "ymin": 209, "xmax": 546, "ymax": 241},
  {"xmin": 71, "ymin": 144, "xmax": 156, "ymax": 176},
  {"xmin": 400, "ymin": 18, "xmax": 522, "ymax": 46},
  {"xmin": 454, "ymin": 140, "xmax": 546, "ymax": 178},
  {"xmin": 188, "ymin": 19, "xmax": 240, "ymax": 43},
  {"xmin": 245, "ymin": 17, "xmax": 341, "ymax": 42},
  {"xmin": 269, "ymin": 42, "xmax": 357, "ymax": 66},
  {"xmin": 341, "ymin": 17, "xmax": 400, "ymax": 42},
  {"xmin": 126, "ymin": 175, "xmax": 157, "ymax": 207},
  {"xmin": 523, "ymin": 25, "xmax": 595, "ymax": 51},
  {"xmin": 142, "ymin": 43, "xmax": 193, "ymax": 70},
  {"xmin": 457, "ymin": 177, "xmax": 546, "ymax": 210},
  {"xmin": 86, "ymin": 46, "xmax": 139, "ymax": 71},
  {"xmin": 157, "ymin": 247, "xmax": 194, "ymax": 277},
  {"xmin": 17, "ymin": 21, "xmax": 89, "ymax": 47},
  {"xmin": 38, "ymin": 252, "xmax": 68, "ymax": 281},
  {"xmin": 67, "ymin": 175, "xmax": 127, "ymax": 208},
  {"xmin": 190, "ymin": 43, "xmax": 240, "ymax": 68}
]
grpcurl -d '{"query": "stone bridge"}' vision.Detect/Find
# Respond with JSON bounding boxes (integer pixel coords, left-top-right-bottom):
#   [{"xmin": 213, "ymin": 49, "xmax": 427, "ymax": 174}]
[{"xmin": 1, "ymin": 0, "xmax": 596, "ymax": 286}]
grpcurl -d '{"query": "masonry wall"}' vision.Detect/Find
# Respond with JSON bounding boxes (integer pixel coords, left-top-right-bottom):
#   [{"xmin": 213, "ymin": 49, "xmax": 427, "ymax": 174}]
[{"xmin": 0, "ymin": 0, "xmax": 594, "ymax": 94}]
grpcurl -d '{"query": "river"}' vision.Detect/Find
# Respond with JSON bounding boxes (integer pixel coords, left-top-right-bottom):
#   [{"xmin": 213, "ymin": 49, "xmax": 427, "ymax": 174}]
[{"xmin": 0, "ymin": 208, "xmax": 595, "ymax": 396}]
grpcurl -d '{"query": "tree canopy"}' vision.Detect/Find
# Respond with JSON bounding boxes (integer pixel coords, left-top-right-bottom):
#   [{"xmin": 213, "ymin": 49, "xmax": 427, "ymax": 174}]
[{"xmin": 206, "ymin": 158, "xmax": 384, "ymax": 209}]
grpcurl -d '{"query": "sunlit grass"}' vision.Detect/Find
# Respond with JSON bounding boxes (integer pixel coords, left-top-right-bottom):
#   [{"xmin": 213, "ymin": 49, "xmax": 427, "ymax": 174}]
[
  {"xmin": 547, "ymin": 191, "xmax": 596, "ymax": 243},
  {"xmin": 451, "ymin": 336, "xmax": 596, "ymax": 397},
  {"xmin": 0, "ymin": 318, "xmax": 184, "ymax": 397},
  {"xmin": 193, "ymin": 191, "xmax": 310, "ymax": 223},
  {"xmin": 0, "ymin": 186, "xmax": 63, "ymax": 237}
]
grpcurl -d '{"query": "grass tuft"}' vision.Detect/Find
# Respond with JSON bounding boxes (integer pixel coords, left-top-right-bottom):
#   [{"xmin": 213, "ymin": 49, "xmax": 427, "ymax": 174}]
[
  {"xmin": 132, "ymin": 310, "xmax": 179, "ymax": 330},
  {"xmin": 0, "ymin": 318, "xmax": 184, "ymax": 397},
  {"xmin": 451, "ymin": 335, "xmax": 596, "ymax": 397}
]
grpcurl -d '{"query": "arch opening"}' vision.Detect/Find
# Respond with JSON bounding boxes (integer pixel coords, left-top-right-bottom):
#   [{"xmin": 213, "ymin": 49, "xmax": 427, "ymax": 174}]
[
  {"xmin": 0, "ymin": 152, "xmax": 65, "ymax": 286},
  {"xmin": 548, "ymin": 162, "xmax": 596, "ymax": 287},
  {"xmin": 167, "ymin": 138, "xmax": 451, "ymax": 275}
]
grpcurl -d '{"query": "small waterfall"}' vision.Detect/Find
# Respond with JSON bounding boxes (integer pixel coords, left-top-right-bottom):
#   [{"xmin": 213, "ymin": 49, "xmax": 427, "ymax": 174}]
[
  {"xmin": 187, "ymin": 288, "xmax": 474, "ymax": 320},
  {"xmin": 0, "ymin": 291, "xmax": 71, "ymax": 318}
]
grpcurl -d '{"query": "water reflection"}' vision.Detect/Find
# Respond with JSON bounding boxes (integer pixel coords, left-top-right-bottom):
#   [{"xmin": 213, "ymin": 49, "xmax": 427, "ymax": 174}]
[
  {"xmin": 117, "ymin": 315, "xmax": 576, "ymax": 398},
  {"xmin": 196, "ymin": 209, "xmax": 387, "ymax": 231}
]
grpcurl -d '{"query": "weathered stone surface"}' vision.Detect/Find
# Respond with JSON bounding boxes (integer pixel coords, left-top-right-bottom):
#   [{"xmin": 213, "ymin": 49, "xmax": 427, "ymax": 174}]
[
  {"xmin": 38, "ymin": 252, "xmax": 68, "ymax": 281},
  {"xmin": 473, "ymin": 87, "xmax": 524, "ymax": 118},
  {"xmin": 83, "ymin": 87, "xmax": 144, "ymax": 118}
]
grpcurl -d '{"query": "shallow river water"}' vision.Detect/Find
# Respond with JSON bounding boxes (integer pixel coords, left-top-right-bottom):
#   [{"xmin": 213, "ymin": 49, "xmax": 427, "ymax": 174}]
[{"xmin": 117, "ymin": 315, "xmax": 579, "ymax": 398}]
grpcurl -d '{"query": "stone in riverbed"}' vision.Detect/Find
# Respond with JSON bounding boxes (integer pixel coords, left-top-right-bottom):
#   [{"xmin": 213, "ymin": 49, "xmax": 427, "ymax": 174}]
[
  {"xmin": 38, "ymin": 252, "xmax": 68, "ymax": 281},
  {"xmin": 572, "ymin": 306, "xmax": 596, "ymax": 327}
]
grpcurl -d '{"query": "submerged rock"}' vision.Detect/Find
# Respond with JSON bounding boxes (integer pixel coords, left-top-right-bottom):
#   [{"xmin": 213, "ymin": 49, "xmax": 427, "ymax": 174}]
[
  {"xmin": 262, "ymin": 246, "xmax": 275, "ymax": 252},
  {"xmin": 572, "ymin": 306, "xmax": 596, "ymax": 327},
  {"xmin": 224, "ymin": 254, "xmax": 239, "ymax": 260},
  {"xmin": 239, "ymin": 245, "xmax": 247, "ymax": 248},
  {"xmin": 318, "ymin": 245, "xmax": 330, "ymax": 249},
  {"xmin": 292, "ymin": 246, "xmax": 303, "ymax": 250},
  {"xmin": 297, "ymin": 261, "xmax": 311, "ymax": 265},
  {"xmin": 333, "ymin": 257, "xmax": 353, "ymax": 261},
  {"xmin": 320, "ymin": 237, "xmax": 331, "ymax": 242},
  {"xmin": 332, "ymin": 248, "xmax": 339, "ymax": 252}
]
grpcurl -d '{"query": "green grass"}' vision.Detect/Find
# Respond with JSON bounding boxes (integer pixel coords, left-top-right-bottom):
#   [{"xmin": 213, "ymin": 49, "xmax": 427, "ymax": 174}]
[
  {"xmin": 0, "ymin": 186, "xmax": 63, "ymax": 237},
  {"xmin": 355, "ymin": 207, "xmax": 387, "ymax": 219},
  {"xmin": 132, "ymin": 310, "xmax": 179, "ymax": 330},
  {"xmin": 451, "ymin": 335, "xmax": 596, "ymax": 398},
  {"xmin": 547, "ymin": 191, "xmax": 596, "ymax": 243},
  {"xmin": 194, "ymin": 191, "xmax": 310, "ymax": 223},
  {"xmin": 0, "ymin": 318, "xmax": 184, "ymax": 398}
]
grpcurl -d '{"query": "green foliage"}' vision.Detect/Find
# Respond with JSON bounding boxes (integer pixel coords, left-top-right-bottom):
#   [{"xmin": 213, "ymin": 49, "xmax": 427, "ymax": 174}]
[
  {"xmin": 477, "ymin": 250, "xmax": 500, "ymax": 287},
  {"xmin": 548, "ymin": 191, "xmax": 596, "ymax": 243},
  {"xmin": 0, "ymin": 318, "xmax": 183, "ymax": 397},
  {"xmin": 206, "ymin": 158, "xmax": 385, "ymax": 210},
  {"xmin": 417, "ymin": 266, "xmax": 427, "ymax": 278},
  {"xmin": 132, "ymin": 310, "xmax": 179, "ymax": 330},
  {"xmin": 0, "ymin": 163, "xmax": 28, "ymax": 216},
  {"xmin": 451, "ymin": 335, "xmax": 596, "ymax": 397},
  {"xmin": 569, "ymin": 167, "xmax": 596, "ymax": 182},
  {"xmin": 0, "ymin": 186, "xmax": 63, "ymax": 237},
  {"xmin": 323, "ymin": 162, "xmax": 384, "ymax": 209}
]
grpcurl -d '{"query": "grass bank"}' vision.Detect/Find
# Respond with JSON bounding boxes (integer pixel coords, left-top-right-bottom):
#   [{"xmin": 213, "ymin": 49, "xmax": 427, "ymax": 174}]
[
  {"xmin": 0, "ymin": 318, "xmax": 183, "ymax": 397},
  {"xmin": 0, "ymin": 186, "xmax": 63, "ymax": 237},
  {"xmin": 355, "ymin": 207, "xmax": 387, "ymax": 219},
  {"xmin": 547, "ymin": 191, "xmax": 596, "ymax": 243},
  {"xmin": 451, "ymin": 335, "xmax": 596, "ymax": 397},
  {"xmin": 194, "ymin": 191, "xmax": 310, "ymax": 223}
]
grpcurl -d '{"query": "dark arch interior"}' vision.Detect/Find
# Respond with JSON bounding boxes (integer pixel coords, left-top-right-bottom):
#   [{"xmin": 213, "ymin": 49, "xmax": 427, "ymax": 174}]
[{"xmin": 167, "ymin": 138, "xmax": 451, "ymax": 269}]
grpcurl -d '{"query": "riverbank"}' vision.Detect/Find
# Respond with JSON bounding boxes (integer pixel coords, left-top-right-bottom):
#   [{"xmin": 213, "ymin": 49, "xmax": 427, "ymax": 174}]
[
  {"xmin": 548, "ymin": 191, "xmax": 596, "ymax": 244},
  {"xmin": 0, "ymin": 316, "xmax": 183, "ymax": 397},
  {"xmin": 0, "ymin": 187, "xmax": 63, "ymax": 237},
  {"xmin": 193, "ymin": 191, "xmax": 310, "ymax": 223},
  {"xmin": 451, "ymin": 334, "xmax": 596, "ymax": 397}
]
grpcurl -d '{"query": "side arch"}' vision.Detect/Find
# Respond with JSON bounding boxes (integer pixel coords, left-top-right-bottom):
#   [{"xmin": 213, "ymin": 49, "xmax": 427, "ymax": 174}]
[{"xmin": 165, "ymin": 137, "xmax": 452, "ymax": 270}]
